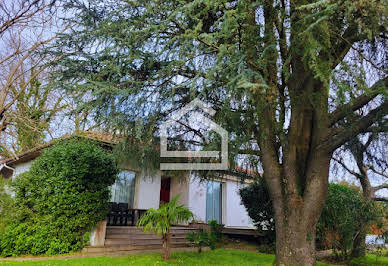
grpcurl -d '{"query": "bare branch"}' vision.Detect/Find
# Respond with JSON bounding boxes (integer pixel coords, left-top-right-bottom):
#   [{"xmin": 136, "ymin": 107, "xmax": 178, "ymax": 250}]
[
  {"xmin": 332, "ymin": 157, "xmax": 361, "ymax": 178},
  {"xmin": 368, "ymin": 165, "xmax": 388, "ymax": 179},
  {"xmin": 373, "ymin": 183, "xmax": 388, "ymax": 192}
]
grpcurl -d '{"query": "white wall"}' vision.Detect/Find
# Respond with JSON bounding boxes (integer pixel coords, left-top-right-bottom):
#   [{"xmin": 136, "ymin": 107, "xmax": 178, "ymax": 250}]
[
  {"xmin": 187, "ymin": 172, "xmax": 254, "ymax": 228},
  {"xmin": 223, "ymin": 181, "xmax": 254, "ymax": 228},
  {"xmin": 133, "ymin": 170, "xmax": 161, "ymax": 209},
  {"xmin": 188, "ymin": 175, "xmax": 207, "ymax": 222},
  {"xmin": 170, "ymin": 174, "xmax": 189, "ymax": 206},
  {"xmin": 12, "ymin": 161, "xmax": 33, "ymax": 180}
]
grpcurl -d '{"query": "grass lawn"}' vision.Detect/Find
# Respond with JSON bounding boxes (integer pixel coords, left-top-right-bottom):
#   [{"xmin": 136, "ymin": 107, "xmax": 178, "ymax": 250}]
[
  {"xmin": 0, "ymin": 249, "xmax": 331, "ymax": 266},
  {"xmin": 349, "ymin": 253, "xmax": 388, "ymax": 265}
]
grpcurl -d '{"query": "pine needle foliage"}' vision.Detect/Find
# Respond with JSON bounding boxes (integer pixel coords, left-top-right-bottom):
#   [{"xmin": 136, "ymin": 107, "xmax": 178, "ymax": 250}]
[{"xmin": 49, "ymin": 1, "xmax": 387, "ymax": 263}]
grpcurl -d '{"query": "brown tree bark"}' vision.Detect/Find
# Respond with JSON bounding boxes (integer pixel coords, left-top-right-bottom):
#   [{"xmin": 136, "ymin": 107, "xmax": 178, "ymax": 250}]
[
  {"xmin": 162, "ymin": 232, "xmax": 171, "ymax": 260},
  {"xmin": 257, "ymin": 68, "xmax": 335, "ymax": 265},
  {"xmin": 267, "ymin": 152, "xmax": 332, "ymax": 266},
  {"xmin": 351, "ymin": 164, "xmax": 372, "ymax": 258}
]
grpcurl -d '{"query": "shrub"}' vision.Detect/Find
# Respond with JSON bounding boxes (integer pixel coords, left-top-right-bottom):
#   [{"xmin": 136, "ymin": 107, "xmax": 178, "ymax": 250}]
[
  {"xmin": 0, "ymin": 178, "xmax": 16, "ymax": 232},
  {"xmin": 257, "ymin": 243, "xmax": 276, "ymax": 254},
  {"xmin": 240, "ymin": 181, "xmax": 382, "ymax": 259},
  {"xmin": 187, "ymin": 230, "xmax": 213, "ymax": 253},
  {"xmin": 0, "ymin": 138, "xmax": 118, "ymax": 257},
  {"xmin": 317, "ymin": 183, "xmax": 381, "ymax": 260},
  {"xmin": 239, "ymin": 178, "xmax": 275, "ymax": 243},
  {"xmin": 186, "ymin": 220, "xmax": 224, "ymax": 252}
]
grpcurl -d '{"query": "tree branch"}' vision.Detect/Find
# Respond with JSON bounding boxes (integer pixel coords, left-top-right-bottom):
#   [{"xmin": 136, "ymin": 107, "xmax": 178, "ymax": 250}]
[
  {"xmin": 329, "ymin": 77, "xmax": 388, "ymax": 127},
  {"xmin": 328, "ymin": 100, "xmax": 388, "ymax": 151},
  {"xmin": 373, "ymin": 183, "xmax": 388, "ymax": 192},
  {"xmin": 332, "ymin": 157, "xmax": 361, "ymax": 178},
  {"xmin": 238, "ymin": 149, "xmax": 261, "ymax": 157},
  {"xmin": 368, "ymin": 165, "xmax": 388, "ymax": 179},
  {"xmin": 374, "ymin": 197, "xmax": 388, "ymax": 202}
]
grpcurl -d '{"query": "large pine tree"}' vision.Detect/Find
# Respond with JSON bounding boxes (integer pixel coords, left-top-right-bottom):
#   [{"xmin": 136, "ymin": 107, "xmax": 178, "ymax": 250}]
[{"xmin": 51, "ymin": 1, "xmax": 387, "ymax": 264}]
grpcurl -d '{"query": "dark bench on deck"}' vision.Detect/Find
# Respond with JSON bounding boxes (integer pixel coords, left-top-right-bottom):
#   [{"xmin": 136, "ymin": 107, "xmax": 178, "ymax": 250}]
[{"xmin": 107, "ymin": 202, "xmax": 147, "ymax": 226}]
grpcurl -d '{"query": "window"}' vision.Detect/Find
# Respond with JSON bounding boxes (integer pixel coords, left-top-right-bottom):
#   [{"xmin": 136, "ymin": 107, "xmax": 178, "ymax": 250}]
[
  {"xmin": 206, "ymin": 181, "xmax": 222, "ymax": 224},
  {"xmin": 111, "ymin": 171, "xmax": 136, "ymax": 207}
]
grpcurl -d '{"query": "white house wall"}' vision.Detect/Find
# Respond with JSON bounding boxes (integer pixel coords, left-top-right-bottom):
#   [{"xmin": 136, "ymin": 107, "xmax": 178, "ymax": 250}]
[
  {"xmin": 187, "ymin": 172, "xmax": 254, "ymax": 228},
  {"xmin": 12, "ymin": 161, "xmax": 33, "ymax": 180},
  {"xmin": 170, "ymin": 174, "xmax": 189, "ymax": 206},
  {"xmin": 223, "ymin": 181, "xmax": 254, "ymax": 228},
  {"xmin": 133, "ymin": 171, "xmax": 161, "ymax": 209},
  {"xmin": 188, "ymin": 175, "xmax": 207, "ymax": 222}
]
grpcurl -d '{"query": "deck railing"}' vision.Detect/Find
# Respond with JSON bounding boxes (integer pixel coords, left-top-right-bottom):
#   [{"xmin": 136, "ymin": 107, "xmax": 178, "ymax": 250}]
[{"xmin": 107, "ymin": 202, "xmax": 147, "ymax": 226}]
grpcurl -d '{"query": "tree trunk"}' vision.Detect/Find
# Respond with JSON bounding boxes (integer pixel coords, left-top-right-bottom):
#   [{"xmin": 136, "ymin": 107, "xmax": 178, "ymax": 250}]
[
  {"xmin": 162, "ymin": 232, "xmax": 171, "ymax": 260},
  {"xmin": 351, "ymin": 230, "xmax": 367, "ymax": 258},
  {"xmin": 351, "ymin": 167, "xmax": 373, "ymax": 258},
  {"xmin": 264, "ymin": 149, "xmax": 331, "ymax": 266},
  {"xmin": 274, "ymin": 217, "xmax": 317, "ymax": 266}
]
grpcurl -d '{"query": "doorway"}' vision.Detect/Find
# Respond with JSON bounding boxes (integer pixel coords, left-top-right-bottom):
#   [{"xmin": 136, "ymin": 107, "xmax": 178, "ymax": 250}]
[{"xmin": 160, "ymin": 177, "xmax": 171, "ymax": 204}]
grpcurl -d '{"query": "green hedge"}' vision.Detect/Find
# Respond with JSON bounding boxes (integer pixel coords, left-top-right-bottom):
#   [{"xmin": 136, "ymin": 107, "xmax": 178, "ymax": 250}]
[
  {"xmin": 0, "ymin": 138, "xmax": 118, "ymax": 256},
  {"xmin": 240, "ymin": 181, "xmax": 382, "ymax": 258}
]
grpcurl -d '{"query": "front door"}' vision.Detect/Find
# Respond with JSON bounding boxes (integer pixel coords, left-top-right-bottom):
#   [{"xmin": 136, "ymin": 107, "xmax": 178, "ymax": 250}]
[{"xmin": 160, "ymin": 177, "xmax": 171, "ymax": 204}]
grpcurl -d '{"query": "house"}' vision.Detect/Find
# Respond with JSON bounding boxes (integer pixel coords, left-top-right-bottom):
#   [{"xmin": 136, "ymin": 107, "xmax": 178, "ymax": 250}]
[{"xmin": 0, "ymin": 132, "xmax": 255, "ymax": 232}]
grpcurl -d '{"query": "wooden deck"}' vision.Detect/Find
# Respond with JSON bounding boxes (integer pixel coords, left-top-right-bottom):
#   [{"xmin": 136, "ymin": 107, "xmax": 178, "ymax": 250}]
[
  {"xmin": 188, "ymin": 222, "xmax": 263, "ymax": 237},
  {"xmin": 83, "ymin": 223, "xmax": 263, "ymax": 254},
  {"xmin": 83, "ymin": 226, "xmax": 199, "ymax": 254},
  {"xmin": 221, "ymin": 227, "xmax": 263, "ymax": 236}
]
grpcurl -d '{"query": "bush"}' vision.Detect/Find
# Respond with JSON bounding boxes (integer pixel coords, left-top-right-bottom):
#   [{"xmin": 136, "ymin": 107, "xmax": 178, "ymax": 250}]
[
  {"xmin": 240, "ymin": 181, "xmax": 382, "ymax": 259},
  {"xmin": 257, "ymin": 243, "xmax": 276, "ymax": 254},
  {"xmin": 186, "ymin": 220, "xmax": 224, "ymax": 252},
  {"xmin": 187, "ymin": 230, "xmax": 213, "ymax": 252},
  {"xmin": 317, "ymin": 183, "xmax": 381, "ymax": 259},
  {"xmin": 0, "ymin": 138, "xmax": 118, "ymax": 257},
  {"xmin": 239, "ymin": 179, "xmax": 275, "ymax": 243},
  {"xmin": 0, "ymin": 178, "xmax": 16, "ymax": 232}
]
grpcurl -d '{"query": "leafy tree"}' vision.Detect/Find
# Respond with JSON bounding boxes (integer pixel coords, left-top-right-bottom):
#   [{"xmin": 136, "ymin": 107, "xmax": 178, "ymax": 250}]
[
  {"xmin": 317, "ymin": 184, "xmax": 381, "ymax": 261},
  {"xmin": 51, "ymin": 1, "xmax": 387, "ymax": 264},
  {"xmin": 137, "ymin": 195, "xmax": 194, "ymax": 260},
  {"xmin": 241, "ymin": 182, "xmax": 383, "ymax": 260},
  {"xmin": 0, "ymin": 138, "xmax": 118, "ymax": 256},
  {"xmin": 332, "ymin": 132, "xmax": 388, "ymax": 257}
]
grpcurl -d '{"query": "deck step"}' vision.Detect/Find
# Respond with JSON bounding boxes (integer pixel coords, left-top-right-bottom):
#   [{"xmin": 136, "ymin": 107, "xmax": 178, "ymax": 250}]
[
  {"xmin": 83, "ymin": 243, "xmax": 190, "ymax": 253},
  {"xmin": 83, "ymin": 226, "xmax": 199, "ymax": 254},
  {"xmin": 106, "ymin": 228, "xmax": 197, "ymax": 235},
  {"xmin": 105, "ymin": 238, "xmax": 188, "ymax": 246}
]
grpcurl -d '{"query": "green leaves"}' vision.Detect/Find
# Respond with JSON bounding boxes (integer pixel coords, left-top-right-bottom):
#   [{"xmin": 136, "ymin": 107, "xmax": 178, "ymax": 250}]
[
  {"xmin": 137, "ymin": 195, "xmax": 194, "ymax": 236},
  {"xmin": 317, "ymin": 183, "xmax": 382, "ymax": 259},
  {"xmin": 239, "ymin": 178, "xmax": 275, "ymax": 243},
  {"xmin": 0, "ymin": 138, "xmax": 118, "ymax": 256}
]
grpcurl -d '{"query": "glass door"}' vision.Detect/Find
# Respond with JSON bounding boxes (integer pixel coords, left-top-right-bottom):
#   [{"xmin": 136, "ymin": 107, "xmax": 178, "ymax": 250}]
[
  {"xmin": 111, "ymin": 171, "xmax": 136, "ymax": 208},
  {"xmin": 206, "ymin": 181, "xmax": 222, "ymax": 224}
]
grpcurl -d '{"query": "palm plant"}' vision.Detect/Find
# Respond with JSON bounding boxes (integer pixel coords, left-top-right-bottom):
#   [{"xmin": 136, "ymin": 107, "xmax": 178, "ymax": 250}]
[{"xmin": 137, "ymin": 195, "xmax": 194, "ymax": 260}]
